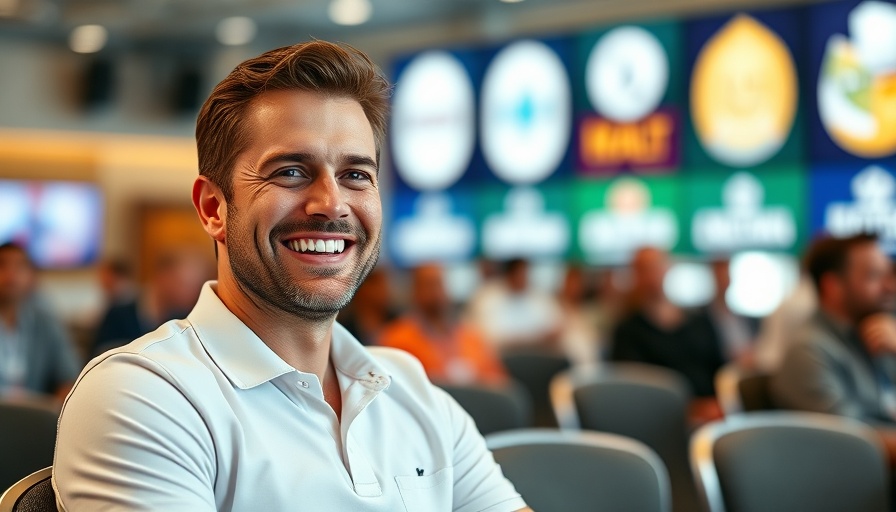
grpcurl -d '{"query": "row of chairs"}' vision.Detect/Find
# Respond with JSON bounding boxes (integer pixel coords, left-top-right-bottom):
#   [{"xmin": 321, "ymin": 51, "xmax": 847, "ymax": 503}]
[
  {"xmin": 0, "ymin": 358, "xmax": 887, "ymax": 512},
  {"xmin": 448, "ymin": 358, "xmax": 890, "ymax": 512},
  {"xmin": 484, "ymin": 412, "xmax": 888, "ymax": 512}
]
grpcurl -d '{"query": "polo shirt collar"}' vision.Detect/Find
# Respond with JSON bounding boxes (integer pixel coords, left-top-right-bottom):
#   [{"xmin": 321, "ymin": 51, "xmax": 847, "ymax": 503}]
[{"xmin": 188, "ymin": 282, "xmax": 389, "ymax": 391}]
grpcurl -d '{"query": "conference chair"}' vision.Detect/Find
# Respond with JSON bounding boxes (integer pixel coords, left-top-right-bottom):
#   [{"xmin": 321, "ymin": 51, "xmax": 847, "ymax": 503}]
[
  {"xmin": 487, "ymin": 428, "xmax": 671, "ymax": 512},
  {"xmin": 439, "ymin": 381, "xmax": 533, "ymax": 436},
  {"xmin": 691, "ymin": 412, "xmax": 889, "ymax": 512},
  {"xmin": 0, "ymin": 467, "xmax": 54, "ymax": 512},
  {"xmin": 0, "ymin": 400, "xmax": 59, "ymax": 491},
  {"xmin": 550, "ymin": 363, "xmax": 699, "ymax": 512},
  {"xmin": 501, "ymin": 349, "xmax": 570, "ymax": 427},
  {"xmin": 714, "ymin": 364, "xmax": 775, "ymax": 416}
]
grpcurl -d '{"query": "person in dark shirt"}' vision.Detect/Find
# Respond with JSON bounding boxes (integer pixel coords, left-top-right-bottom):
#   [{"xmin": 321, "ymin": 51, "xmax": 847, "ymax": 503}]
[
  {"xmin": 91, "ymin": 248, "xmax": 213, "ymax": 357},
  {"xmin": 611, "ymin": 247, "xmax": 725, "ymax": 424}
]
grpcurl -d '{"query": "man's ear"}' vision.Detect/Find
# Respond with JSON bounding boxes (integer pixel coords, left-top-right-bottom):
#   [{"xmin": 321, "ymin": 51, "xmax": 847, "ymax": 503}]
[{"xmin": 192, "ymin": 176, "xmax": 226, "ymax": 244}]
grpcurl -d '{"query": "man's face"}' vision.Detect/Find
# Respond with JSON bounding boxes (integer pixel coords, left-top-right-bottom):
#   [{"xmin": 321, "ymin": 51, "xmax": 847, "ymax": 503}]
[
  {"xmin": 412, "ymin": 264, "xmax": 447, "ymax": 317},
  {"xmin": 841, "ymin": 242, "xmax": 896, "ymax": 322},
  {"xmin": 632, "ymin": 248, "xmax": 669, "ymax": 300},
  {"xmin": 0, "ymin": 247, "xmax": 34, "ymax": 306},
  {"xmin": 222, "ymin": 89, "xmax": 382, "ymax": 320}
]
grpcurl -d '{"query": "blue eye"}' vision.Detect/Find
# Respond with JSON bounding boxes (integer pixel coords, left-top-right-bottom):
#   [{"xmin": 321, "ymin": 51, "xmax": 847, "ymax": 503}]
[{"xmin": 345, "ymin": 171, "xmax": 372, "ymax": 181}]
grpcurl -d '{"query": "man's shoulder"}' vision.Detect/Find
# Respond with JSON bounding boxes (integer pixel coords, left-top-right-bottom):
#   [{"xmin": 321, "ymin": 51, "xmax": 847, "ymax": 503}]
[{"xmin": 81, "ymin": 319, "xmax": 205, "ymax": 383}]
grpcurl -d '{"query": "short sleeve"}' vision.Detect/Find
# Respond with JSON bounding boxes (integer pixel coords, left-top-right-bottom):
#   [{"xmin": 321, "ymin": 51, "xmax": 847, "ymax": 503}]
[
  {"xmin": 437, "ymin": 388, "xmax": 527, "ymax": 512},
  {"xmin": 53, "ymin": 354, "xmax": 217, "ymax": 512}
]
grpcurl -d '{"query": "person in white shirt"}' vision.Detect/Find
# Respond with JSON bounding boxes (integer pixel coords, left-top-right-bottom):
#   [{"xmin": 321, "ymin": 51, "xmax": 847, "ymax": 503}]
[
  {"xmin": 52, "ymin": 41, "xmax": 530, "ymax": 512},
  {"xmin": 466, "ymin": 258, "xmax": 562, "ymax": 353}
]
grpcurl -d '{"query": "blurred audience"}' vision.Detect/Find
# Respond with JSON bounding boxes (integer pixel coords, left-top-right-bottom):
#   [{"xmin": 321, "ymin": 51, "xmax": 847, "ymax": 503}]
[
  {"xmin": 752, "ymin": 273, "xmax": 817, "ymax": 372},
  {"xmin": 97, "ymin": 257, "xmax": 138, "ymax": 307},
  {"xmin": 0, "ymin": 242, "xmax": 80, "ymax": 400},
  {"xmin": 772, "ymin": 234, "xmax": 896, "ymax": 430},
  {"xmin": 465, "ymin": 258, "xmax": 562, "ymax": 353},
  {"xmin": 91, "ymin": 247, "xmax": 213, "ymax": 357},
  {"xmin": 557, "ymin": 264, "xmax": 600, "ymax": 367},
  {"xmin": 695, "ymin": 258, "xmax": 760, "ymax": 368},
  {"xmin": 379, "ymin": 263, "xmax": 507, "ymax": 386},
  {"xmin": 337, "ymin": 266, "xmax": 396, "ymax": 346},
  {"xmin": 611, "ymin": 247, "xmax": 725, "ymax": 424}
]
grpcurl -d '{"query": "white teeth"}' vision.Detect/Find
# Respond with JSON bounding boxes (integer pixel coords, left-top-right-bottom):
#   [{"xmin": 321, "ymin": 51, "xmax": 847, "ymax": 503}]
[{"xmin": 287, "ymin": 238, "xmax": 348, "ymax": 254}]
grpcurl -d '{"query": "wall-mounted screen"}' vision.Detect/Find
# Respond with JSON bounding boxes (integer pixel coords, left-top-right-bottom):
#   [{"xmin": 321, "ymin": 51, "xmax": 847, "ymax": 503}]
[{"xmin": 0, "ymin": 180, "xmax": 103, "ymax": 269}]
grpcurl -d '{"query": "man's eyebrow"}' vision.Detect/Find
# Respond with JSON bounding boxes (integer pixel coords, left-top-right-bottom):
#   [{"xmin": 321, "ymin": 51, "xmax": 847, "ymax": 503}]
[
  {"xmin": 260, "ymin": 152, "xmax": 378, "ymax": 173},
  {"xmin": 343, "ymin": 154, "xmax": 379, "ymax": 174},
  {"xmin": 261, "ymin": 152, "xmax": 316, "ymax": 167}
]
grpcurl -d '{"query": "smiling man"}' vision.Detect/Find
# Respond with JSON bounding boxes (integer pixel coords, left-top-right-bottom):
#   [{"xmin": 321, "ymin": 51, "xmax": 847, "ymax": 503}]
[{"xmin": 52, "ymin": 41, "xmax": 529, "ymax": 512}]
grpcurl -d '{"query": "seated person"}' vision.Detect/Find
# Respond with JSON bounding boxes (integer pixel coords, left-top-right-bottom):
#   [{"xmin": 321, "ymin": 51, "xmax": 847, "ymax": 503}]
[
  {"xmin": 611, "ymin": 247, "xmax": 725, "ymax": 425},
  {"xmin": 0, "ymin": 242, "xmax": 81, "ymax": 400},
  {"xmin": 380, "ymin": 263, "xmax": 507, "ymax": 386},
  {"xmin": 91, "ymin": 247, "xmax": 213, "ymax": 357},
  {"xmin": 466, "ymin": 258, "xmax": 562, "ymax": 352},
  {"xmin": 694, "ymin": 258, "xmax": 760, "ymax": 368},
  {"xmin": 772, "ymin": 234, "xmax": 896, "ymax": 427},
  {"xmin": 52, "ymin": 41, "xmax": 529, "ymax": 511}
]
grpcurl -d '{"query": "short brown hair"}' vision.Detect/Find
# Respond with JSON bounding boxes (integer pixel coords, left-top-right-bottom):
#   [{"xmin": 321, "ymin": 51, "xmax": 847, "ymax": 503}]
[
  {"xmin": 805, "ymin": 233, "xmax": 879, "ymax": 293},
  {"xmin": 195, "ymin": 40, "xmax": 390, "ymax": 199}
]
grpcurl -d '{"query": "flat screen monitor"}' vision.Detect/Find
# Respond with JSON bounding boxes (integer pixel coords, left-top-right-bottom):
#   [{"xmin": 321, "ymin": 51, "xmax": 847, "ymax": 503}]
[{"xmin": 0, "ymin": 179, "xmax": 103, "ymax": 269}]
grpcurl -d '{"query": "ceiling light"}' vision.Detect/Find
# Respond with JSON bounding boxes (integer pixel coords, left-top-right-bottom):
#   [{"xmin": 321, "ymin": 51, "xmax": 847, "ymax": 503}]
[
  {"xmin": 328, "ymin": 0, "xmax": 372, "ymax": 26},
  {"xmin": 216, "ymin": 16, "xmax": 257, "ymax": 46},
  {"xmin": 69, "ymin": 24, "xmax": 108, "ymax": 54},
  {"xmin": 500, "ymin": 0, "xmax": 525, "ymax": 3}
]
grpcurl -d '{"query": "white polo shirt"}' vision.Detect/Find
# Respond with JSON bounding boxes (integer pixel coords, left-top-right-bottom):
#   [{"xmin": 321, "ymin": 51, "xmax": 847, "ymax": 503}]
[{"xmin": 53, "ymin": 282, "xmax": 526, "ymax": 512}]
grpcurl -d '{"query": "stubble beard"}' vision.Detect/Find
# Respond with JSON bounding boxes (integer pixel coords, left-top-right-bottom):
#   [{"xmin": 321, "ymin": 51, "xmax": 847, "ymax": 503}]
[{"xmin": 226, "ymin": 205, "xmax": 381, "ymax": 322}]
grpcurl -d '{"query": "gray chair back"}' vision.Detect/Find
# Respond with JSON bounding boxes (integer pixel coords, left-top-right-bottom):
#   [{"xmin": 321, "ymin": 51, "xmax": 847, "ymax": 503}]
[
  {"xmin": 715, "ymin": 364, "xmax": 775, "ymax": 416},
  {"xmin": 551, "ymin": 364, "xmax": 699, "ymax": 512},
  {"xmin": 0, "ymin": 401, "xmax": 58, "ymax": 492},
  {"xmin": 501, "ymin": 350, "xmax": 569, "ymax": 427},
  {"xmin": 691, "ymin": 412, "xmax": 889, "ymax": 512},
  {"xmin": 0, "ymin": 467, "xmax": 55, "ymax": 512},
  {"xmin": 439, "ymin": 381, "xmax": 532, "ymax": 436},
  {"xmin": 487, "ymin": 428, "xmax": 671, "ymax": 512}
]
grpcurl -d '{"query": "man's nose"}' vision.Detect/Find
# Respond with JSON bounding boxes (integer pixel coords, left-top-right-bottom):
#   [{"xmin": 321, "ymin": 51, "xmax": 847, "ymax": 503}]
[{"xmin": 304, "ymin": 174, "xmax": 348, "ymax": 220}]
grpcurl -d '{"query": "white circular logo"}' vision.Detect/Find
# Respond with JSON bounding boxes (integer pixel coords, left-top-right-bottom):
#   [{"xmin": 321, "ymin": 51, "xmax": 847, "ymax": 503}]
[
  {"xmin": 392, "ymin": 51, "xmax": 476, "ymax": 191},
  {"xmin": 586, "ymin": 26, "xmax": 669, "ymax": 122},
  {"xmin": 480, "ymin": 40, "xmax": 572, "ymax": 184}
]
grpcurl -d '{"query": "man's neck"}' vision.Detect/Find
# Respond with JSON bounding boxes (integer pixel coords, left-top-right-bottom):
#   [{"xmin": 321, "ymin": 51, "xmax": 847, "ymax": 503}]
[
  {"xmin": 214, "ymin": 275, "xmax": 336, "ymax": 386},
  {"xmin": 820, "ymin": 301, "xmax": 856, "ymax": 330}
]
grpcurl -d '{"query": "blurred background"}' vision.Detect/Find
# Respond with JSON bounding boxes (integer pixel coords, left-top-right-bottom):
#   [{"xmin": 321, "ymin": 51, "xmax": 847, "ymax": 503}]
[{"xmin": 0, "ymin": 0, "xmax": 890, "ymax": 340}]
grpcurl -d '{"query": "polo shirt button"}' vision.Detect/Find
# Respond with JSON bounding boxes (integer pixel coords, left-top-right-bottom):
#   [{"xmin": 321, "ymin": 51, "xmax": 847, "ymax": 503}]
[{"xmin": 298, "ymin": 381, "xmax": 309, "ymax": 389}]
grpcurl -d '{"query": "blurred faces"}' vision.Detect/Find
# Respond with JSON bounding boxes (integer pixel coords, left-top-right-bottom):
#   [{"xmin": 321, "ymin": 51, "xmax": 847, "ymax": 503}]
[
  {"xmin": 0, "ymin": 245, "xmax": 34, "ymax": 307},
  {"xmin": 711, "ymin": 259, "xmax": 731, "ymax": 300},
  {"xmin": 631, "ymin": 247, "xmax": 669, "ymax": 301},
  {"xmin": 836, "ymin": 242, "xmax": 895, "ymax": 323},
  {"xmin": 221, "ymin": 89, "xmax": 382, "ymax": 320},
  {"xmin": 412, "ymin": 264, "xmax": 448, "ymax": 320},
  {"xmin": 151, "ymin": 249, "xmax": 214, "ymax": 317},
  {"xmin": 505, "ymin": 259, "xmax": 529, "ymax": 293}
]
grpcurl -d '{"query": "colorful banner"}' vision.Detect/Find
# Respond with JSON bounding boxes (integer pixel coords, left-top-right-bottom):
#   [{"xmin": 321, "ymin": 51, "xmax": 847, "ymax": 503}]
[
  {"xmin": 811, "ymin": 162, "xmax": 896, "ymax": 253},
  {"xmin": 388, "ymin": 188, "xmax": 478, "ymax": 266},
  {"xmin": 681, "ymin": 167, "xmax": 807, "ymax": 254},
  {"xmin": 809, "ymin": 0, "xmax": 896, "ymax": 162},
  {"xmin": 574, "ymin": 21, "xmax": 683, "ymax": 174},
  {"xmin": 684, "ymin": 9, "xmax": 805, "ymax": 170},
  {"xmin": 573, "ymin": 175, "xmax": 681, "ymax": 264},
  {"xmin": 476, "ymin": 184, "xmax": 572, "ymax": 260}
]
